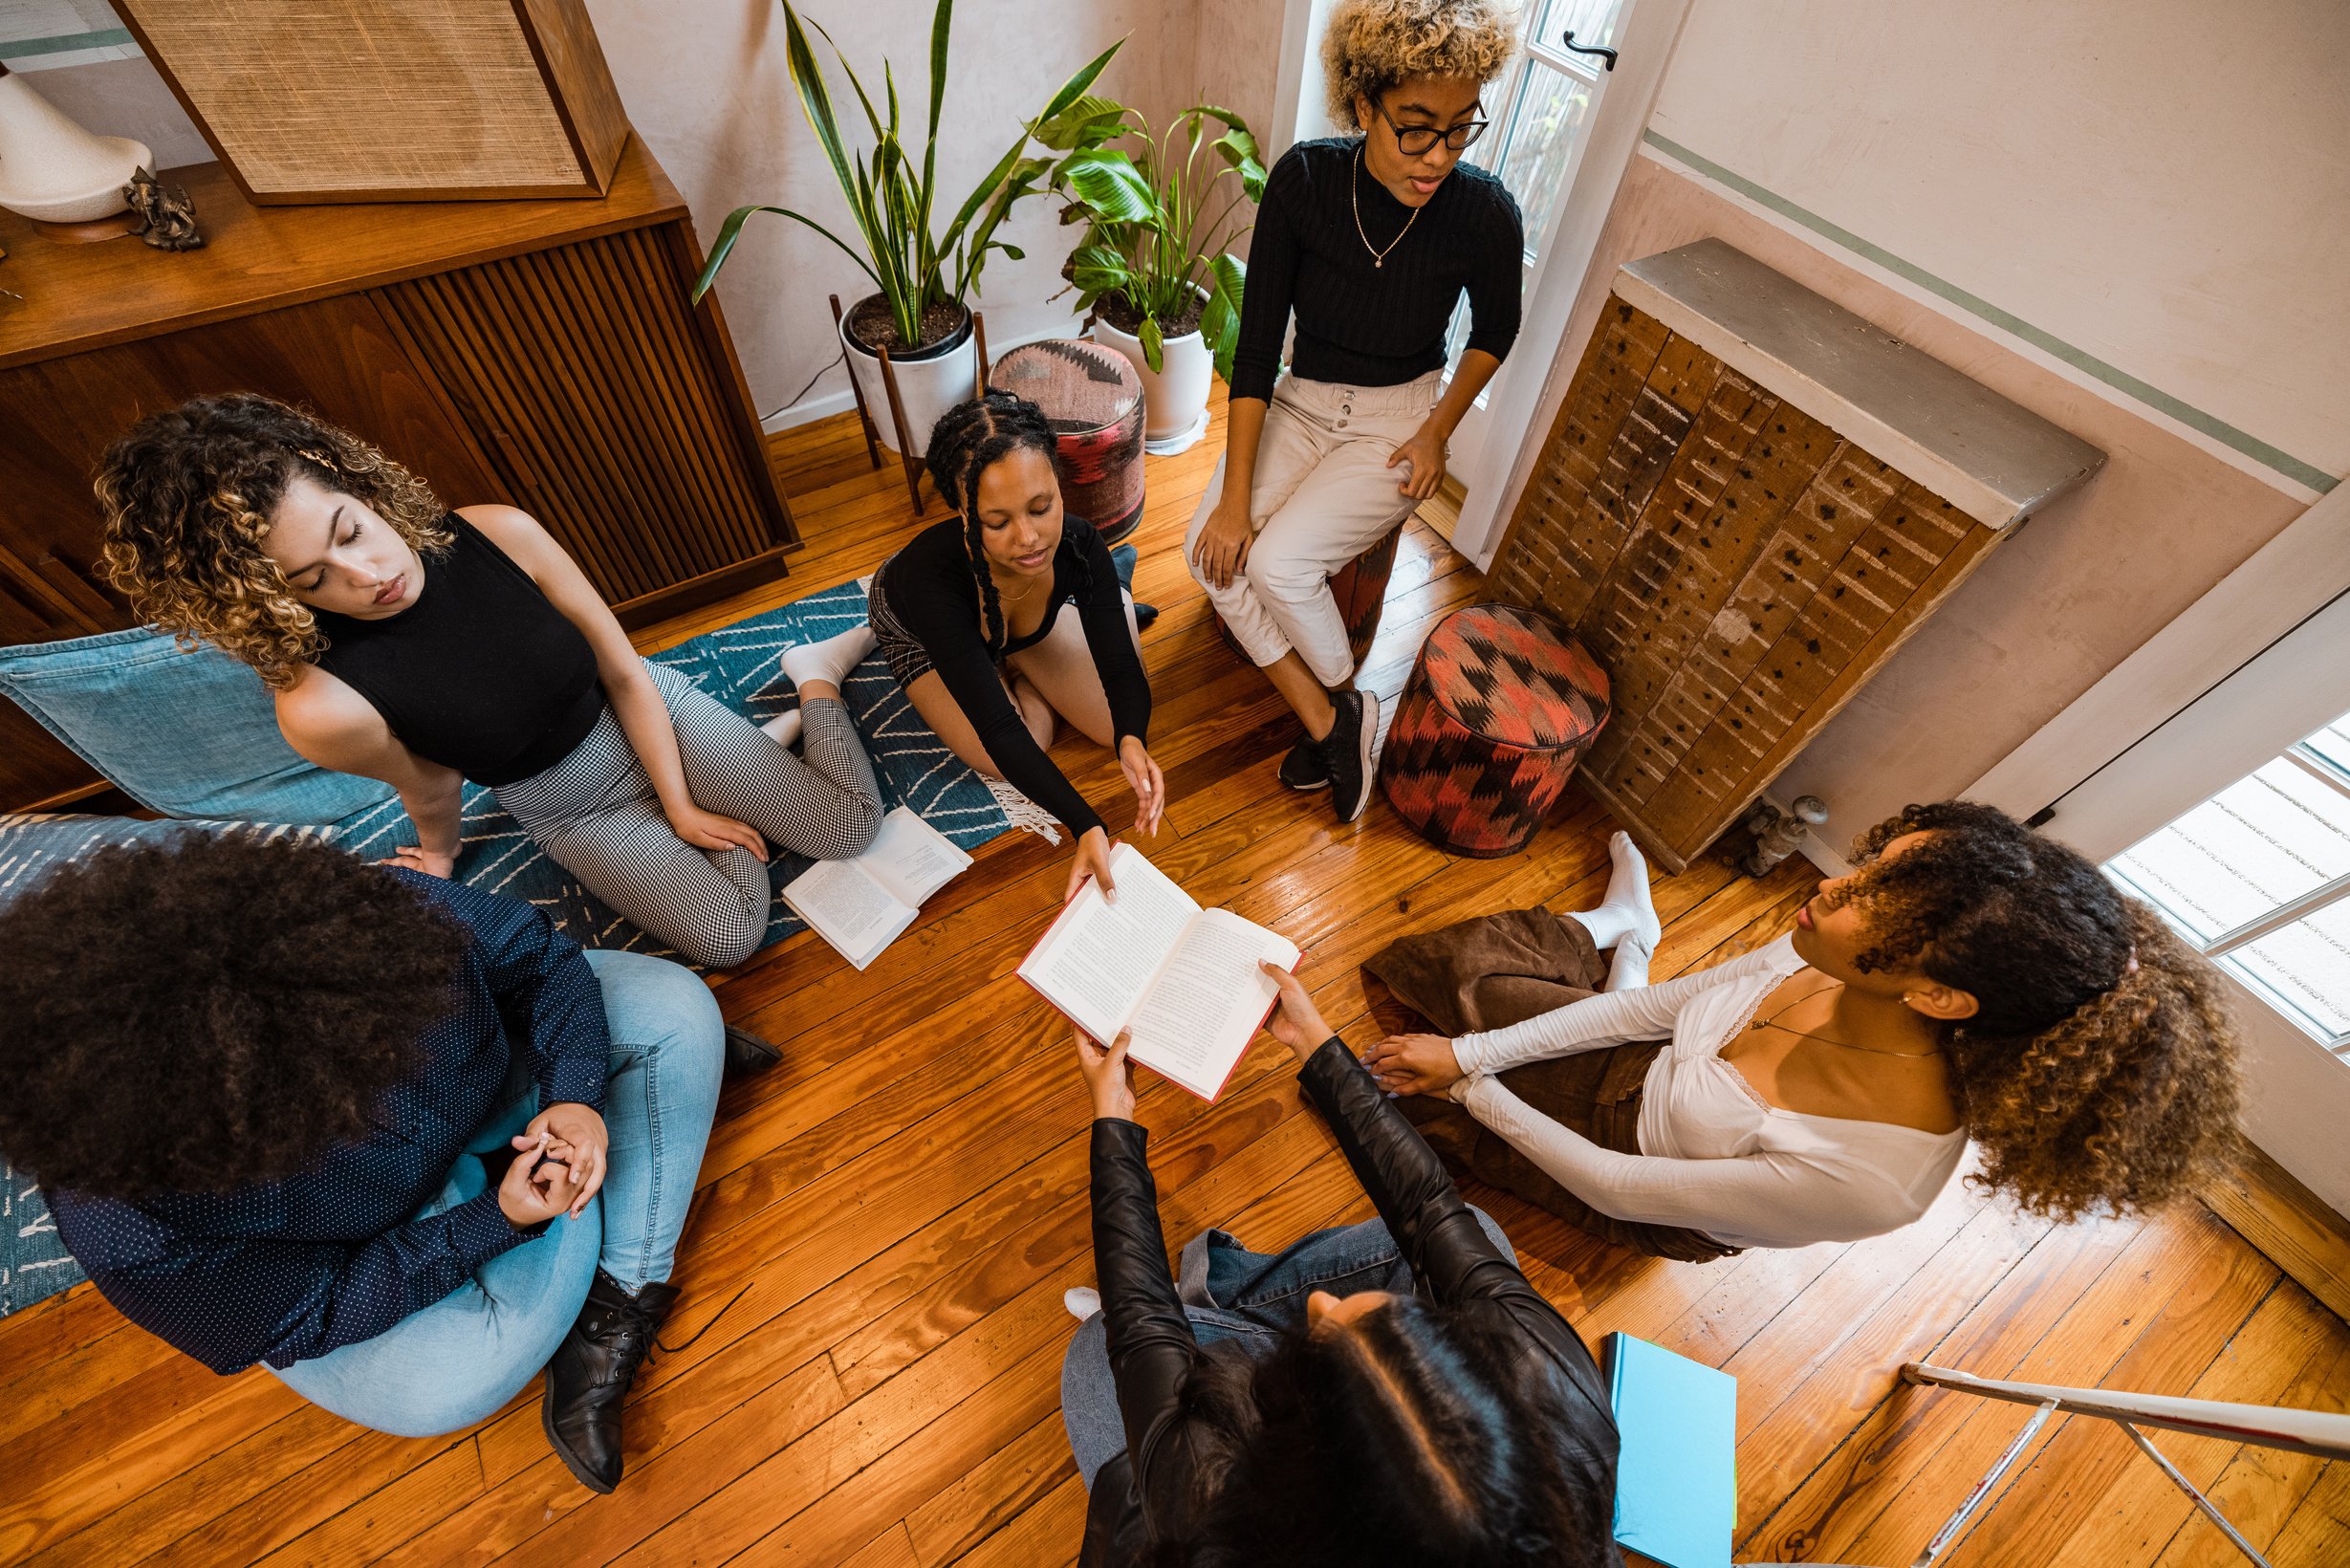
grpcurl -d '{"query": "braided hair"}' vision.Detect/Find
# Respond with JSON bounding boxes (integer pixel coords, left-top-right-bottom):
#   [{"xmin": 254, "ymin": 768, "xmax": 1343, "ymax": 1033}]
[
  {"xmin": 1827, "ymin": 800, "xmax": 2243, "ymax": 1221},
  {"xmin": 925, "ymin": 391, "xmax": 1060, "ymax": 652}
]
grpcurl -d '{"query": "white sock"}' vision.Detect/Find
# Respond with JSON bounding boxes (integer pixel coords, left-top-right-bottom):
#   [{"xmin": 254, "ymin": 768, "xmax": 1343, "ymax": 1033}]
[
  {"xmin": 781, "ymin": 622, "xmax": 877, "ymax": 694},
  {"xmin": 1063, "ymin": 1286, "xmax": 1101, "ymax": 1321},
  {"xmin": 1605, "ymin": 931, "xmax": 1654, "ymax": 991},
  {"xmin": 758, "ymin": 708, "xmax": 802, "ymax": 748},
  {"xmin": 1568, "ymin": 831, "xmax": 1663, "ymax": 954}
]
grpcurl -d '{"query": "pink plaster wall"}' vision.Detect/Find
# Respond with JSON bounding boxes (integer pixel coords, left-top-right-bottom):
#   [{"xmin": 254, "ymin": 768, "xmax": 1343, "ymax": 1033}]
[
  {"xmin": 584, "ymin": 0, "xmax": 1199, "ymax": 420},
  {"xmin": 1507, "ymin": 153, "xmax": 2313, "ymax": 854}
]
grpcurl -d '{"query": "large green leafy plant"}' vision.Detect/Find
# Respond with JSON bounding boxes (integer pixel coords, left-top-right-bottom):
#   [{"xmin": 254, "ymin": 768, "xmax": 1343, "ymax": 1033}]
[
  {"xmin": 692, "ymin": 0, "xmax": 1119, "ymax": 352},
  {"xmin": 1034, "ymin": 98, "xmax": 1269, "ymax": 379}
]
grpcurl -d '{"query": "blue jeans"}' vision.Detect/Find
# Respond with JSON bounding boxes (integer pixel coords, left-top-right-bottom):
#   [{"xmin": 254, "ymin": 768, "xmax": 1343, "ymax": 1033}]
[
  {"xmin": 1059, "ymin": 1209, "xmax": 1512, "ymax": 1488},
  {"xmin": 272, "ymin": 950, "xmax": 724, "ymax": 1436}
]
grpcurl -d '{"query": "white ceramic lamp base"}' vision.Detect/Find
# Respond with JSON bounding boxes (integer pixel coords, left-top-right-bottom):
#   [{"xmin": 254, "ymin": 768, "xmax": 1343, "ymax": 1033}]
[{"xmin": 0, "ymin": 68, "xmax": 149, "ymax": 223}]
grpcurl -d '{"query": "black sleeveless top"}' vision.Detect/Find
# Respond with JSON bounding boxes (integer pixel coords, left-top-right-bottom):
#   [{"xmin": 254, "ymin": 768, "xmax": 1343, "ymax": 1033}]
[{"xmin": 313, "ymin": 514, "xmax": 605, "ymax": 786}]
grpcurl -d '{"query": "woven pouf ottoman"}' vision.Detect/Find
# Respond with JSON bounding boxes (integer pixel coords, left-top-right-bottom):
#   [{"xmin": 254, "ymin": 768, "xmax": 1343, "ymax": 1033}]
[
  {"xmin": 1378, "ymin": 603, "xmax": 1611, "ymax": 858},
  {"xmin": 988, "ymin": 339, "xmax": 1146, "ymax": 543},
  {"xmin": 1213, "ymin": 521, "xmax": 1404, "ymax": 677}
]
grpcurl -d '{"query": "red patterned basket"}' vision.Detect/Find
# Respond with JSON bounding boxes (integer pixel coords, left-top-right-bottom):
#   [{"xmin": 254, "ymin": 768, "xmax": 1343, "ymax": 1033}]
[
  {"xmin": 988, "ymin": 339, "xmax": 1146, "ymax": 543},
  {"xmin": 1214, "ymin": 521, "xmax": 1403, "ymax": 676},
  {"xmin": 1378, "ymin": 603, "xmax": 1611, "ymax": 858}
]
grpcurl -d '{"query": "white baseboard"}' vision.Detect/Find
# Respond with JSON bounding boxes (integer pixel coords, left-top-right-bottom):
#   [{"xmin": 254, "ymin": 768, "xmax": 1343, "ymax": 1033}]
[{"xmin": 758, "ymin": 320, "xmax": 1096, "ymax": 436}]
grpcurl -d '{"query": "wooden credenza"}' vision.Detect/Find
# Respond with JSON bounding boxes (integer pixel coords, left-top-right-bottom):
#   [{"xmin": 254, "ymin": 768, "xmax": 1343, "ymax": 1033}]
[
  {"xmin": 1488, "ymin": 239, "xmax": 2105, "ymax": 872},
  {"xmin": 0, "ymin": 137, "xmax": 794, "ymax": 811}
]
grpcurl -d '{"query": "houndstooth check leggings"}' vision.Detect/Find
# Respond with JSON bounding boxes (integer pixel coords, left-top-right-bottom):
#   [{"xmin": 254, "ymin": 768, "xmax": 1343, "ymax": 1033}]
[{"xmin": 494, "ymin": 659, "xmax": 883, "ymax": 969}]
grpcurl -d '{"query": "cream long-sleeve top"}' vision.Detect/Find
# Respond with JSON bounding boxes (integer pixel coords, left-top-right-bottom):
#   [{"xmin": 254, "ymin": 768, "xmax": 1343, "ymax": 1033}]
[{"xmin": 1448, "ymin": 935, "xmax": 1968, "ymax": 1250}]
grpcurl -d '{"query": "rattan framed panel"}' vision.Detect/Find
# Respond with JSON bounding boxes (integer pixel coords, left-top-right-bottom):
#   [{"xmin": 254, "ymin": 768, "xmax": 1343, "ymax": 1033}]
[{"xmin": 116, "ymin": 0, "xmax": 628, "ymax": 203}]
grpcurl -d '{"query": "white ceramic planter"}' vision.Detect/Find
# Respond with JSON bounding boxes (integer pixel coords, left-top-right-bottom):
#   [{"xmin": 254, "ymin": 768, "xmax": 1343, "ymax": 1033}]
[
  {"xmin": 0, "ymin": 70, "xmax": 148, "ymax": 223},
  {"xmin": 1090, "ymin": 308, "xmax": 1212, "ymax": 446},
  {"xmin": 841, "ymin": 303, "xmax": 978, "ymax": 460}
]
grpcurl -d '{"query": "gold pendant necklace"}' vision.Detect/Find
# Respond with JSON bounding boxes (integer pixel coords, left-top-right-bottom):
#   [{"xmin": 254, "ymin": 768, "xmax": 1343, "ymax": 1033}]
[
  {"xmin": 1352, "ymin": 143, "xmax": 1421, "ymax": 270},
  {"xmin": 1752, "ymin": 984, "xmax": 1940, "ymax": 1058}
]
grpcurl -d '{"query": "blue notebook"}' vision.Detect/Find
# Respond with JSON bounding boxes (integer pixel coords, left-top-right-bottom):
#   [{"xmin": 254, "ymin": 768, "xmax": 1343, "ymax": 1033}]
[{"xmin": 1605, "ymin": 1332, "xmax": 1738, "ymax": 1568}]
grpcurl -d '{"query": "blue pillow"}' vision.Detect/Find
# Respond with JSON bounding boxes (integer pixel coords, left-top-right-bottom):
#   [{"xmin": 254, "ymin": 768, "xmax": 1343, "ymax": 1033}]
[{"xmin": 0, "ymin": 626, "xmax": 394, "ymax": 825}]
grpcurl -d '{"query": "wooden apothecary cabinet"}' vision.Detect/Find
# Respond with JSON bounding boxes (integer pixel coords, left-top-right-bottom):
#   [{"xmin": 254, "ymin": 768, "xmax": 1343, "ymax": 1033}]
[
  {"xmin": 1487, "ymin": 239, "xmax": 2105, "ymax": 872},
  {"xmin": 0, "ymin": 138, "xmax": 794, "ymax": 811}
]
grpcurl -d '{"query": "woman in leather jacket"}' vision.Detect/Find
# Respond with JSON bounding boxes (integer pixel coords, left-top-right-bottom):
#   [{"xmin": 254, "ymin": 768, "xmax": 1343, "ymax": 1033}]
[{"xmin": 1058, "ymin": 962, "xmax": 1620, "ymax": 1567}]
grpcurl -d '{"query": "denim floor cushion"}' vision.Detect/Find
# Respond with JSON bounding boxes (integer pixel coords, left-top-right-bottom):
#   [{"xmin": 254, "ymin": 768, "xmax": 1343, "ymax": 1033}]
[{"xmin": 0, "ymin": 626, "xmax": 394, "ymax": 824}]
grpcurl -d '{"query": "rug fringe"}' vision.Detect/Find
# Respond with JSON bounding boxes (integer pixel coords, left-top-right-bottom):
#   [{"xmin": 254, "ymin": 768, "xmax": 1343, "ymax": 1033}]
[{"xmin": 983, "ymin": 776, "xmax": 1062, "ymax": 845}]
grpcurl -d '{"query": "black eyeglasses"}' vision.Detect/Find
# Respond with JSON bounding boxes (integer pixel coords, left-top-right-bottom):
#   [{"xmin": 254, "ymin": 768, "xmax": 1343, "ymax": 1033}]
[{"xmin": 1374, "ymin": 98, "xmax": 1489, "ymax": 156}]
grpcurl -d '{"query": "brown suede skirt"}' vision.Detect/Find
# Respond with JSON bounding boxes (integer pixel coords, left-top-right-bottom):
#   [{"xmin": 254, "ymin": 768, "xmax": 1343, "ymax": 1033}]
[{"xmin": 1365, "ymin": 908, "xmax": 1743, "ymax": 1265}]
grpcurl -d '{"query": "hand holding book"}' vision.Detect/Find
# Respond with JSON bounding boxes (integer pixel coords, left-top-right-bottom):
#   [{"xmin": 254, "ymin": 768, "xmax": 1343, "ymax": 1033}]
[{"xmin": 1257, "ymin": 962, "xmax": 1334, "ymax": 1063}]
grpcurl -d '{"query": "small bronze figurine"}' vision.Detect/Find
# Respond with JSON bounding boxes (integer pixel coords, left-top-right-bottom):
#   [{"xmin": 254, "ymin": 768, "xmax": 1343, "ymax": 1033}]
[{"xmin": 123, "ymin": 167, "xmax": 205, "ymax": 251}]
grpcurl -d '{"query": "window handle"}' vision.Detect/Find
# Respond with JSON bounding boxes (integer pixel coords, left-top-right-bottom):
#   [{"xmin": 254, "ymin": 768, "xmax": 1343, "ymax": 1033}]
[{"xmin": 1562, "ymin": 29, "xmax": 1619, "ymax": 71}]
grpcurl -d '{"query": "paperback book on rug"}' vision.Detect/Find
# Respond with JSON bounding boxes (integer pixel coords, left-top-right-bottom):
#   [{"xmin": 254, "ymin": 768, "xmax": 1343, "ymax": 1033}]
[{"xmin": 780, "ymin": 806, "xmax": 974, "ymax": 969}]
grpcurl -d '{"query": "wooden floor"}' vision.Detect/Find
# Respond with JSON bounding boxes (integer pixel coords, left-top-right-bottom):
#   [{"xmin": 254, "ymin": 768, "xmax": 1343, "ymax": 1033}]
[{"xmin": 4, "ymin": 395, "xmax": 2346, "ymax": 1567}]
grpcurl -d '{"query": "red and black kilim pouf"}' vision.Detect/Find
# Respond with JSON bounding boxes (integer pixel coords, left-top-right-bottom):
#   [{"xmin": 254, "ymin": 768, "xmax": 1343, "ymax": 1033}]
[
  {"xmin": 988, "ymin": 339, "xmax": 1146, "ymax": 543},
  {"xmin": 1378, "ymin": 603, "xmax": 1610, "ymax": 858},
  {"xmin": 1213, "ymin": 521, "xmax": 1404, "ymax": 677}
]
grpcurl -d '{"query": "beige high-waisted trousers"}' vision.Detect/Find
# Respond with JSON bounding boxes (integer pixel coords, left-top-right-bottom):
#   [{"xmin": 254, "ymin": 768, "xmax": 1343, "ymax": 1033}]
[{"xmin": 1182, "ymin": 369, "xmax": 1442, "ymax": 686}]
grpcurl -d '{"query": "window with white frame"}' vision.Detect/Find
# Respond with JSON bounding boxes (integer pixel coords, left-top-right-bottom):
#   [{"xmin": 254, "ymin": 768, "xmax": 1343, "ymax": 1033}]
[
  {"xmin": 2102, "ymin": 705, "xmax": 2350, "ymax": 1058},
  {"xmin": 1440, "ymin": 0, "xmax": 1625, "ymax": 364}
]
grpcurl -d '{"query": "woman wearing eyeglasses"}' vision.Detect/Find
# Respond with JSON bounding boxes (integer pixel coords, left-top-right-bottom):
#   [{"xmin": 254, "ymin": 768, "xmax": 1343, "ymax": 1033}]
[{"xmin": 1186, "ymin": 0, "xmax": 1522, "ymax": 823}]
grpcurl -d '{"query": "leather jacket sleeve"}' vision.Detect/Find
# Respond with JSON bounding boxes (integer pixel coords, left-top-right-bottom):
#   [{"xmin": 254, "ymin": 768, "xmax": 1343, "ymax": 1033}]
[
  {"xmin": 1296, "ymin": 1036, "xmax": 1620, "ymax": 1442},
  {"xmin": 1089, "ymin": 1117, "xmax": 1224, "ymax": 1541}
]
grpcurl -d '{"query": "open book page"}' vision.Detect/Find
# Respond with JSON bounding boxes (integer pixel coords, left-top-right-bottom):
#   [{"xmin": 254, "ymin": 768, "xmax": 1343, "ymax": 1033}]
[
  {"xmin": 859, "ymin": 806, "xmax": 974, "ymax": 907},
  {"xmin": 1127, "ymin": 908, "xmax": 1303, "ymax": 1100},
  {"xmin": 1016, "ymin": 843, "xmax": 1200, "ymax": 1045},
  {"xmin": 779, "ymin": 857, "xmax": 917, "ymax": 970}
]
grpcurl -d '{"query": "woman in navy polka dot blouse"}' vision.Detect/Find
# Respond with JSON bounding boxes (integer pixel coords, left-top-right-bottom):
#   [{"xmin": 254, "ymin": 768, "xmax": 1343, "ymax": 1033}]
[{"xmin": 0, "ymin": 832, "xmax": 751, "ymax": 1494}]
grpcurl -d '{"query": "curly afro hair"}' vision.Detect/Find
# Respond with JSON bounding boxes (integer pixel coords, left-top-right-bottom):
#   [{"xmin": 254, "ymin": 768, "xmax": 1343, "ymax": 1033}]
[
  {"xmin": 0, "ymin": 832, "xmax": 466, "ymax": 1200},
  {"xmin": 1827, "ymin": 800, "xmax": 2243, "ymax": 1222},
  {"xmin": 97, "ymin": 392, "xmax": 453, "ymax": 691},
  {"xmin": 1321, "ymin": 0, "xmax": 1521, "ymax": 125}
]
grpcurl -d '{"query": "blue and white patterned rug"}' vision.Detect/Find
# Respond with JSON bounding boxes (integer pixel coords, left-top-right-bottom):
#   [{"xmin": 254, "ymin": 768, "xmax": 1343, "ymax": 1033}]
[{"xmin": 0, "ymin": 579, "xmax": 1017, "ymax": 1319}]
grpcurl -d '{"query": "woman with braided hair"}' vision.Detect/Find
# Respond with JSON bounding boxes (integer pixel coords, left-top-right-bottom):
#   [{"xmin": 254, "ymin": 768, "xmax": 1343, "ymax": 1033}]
[
  {"xmin": 869, "ymin": 392, "xmax": 1164, "ymax": 902},
  {"xmin": 1361, "ymin": 803, "xmax": 2242, "ymax": 1257}
]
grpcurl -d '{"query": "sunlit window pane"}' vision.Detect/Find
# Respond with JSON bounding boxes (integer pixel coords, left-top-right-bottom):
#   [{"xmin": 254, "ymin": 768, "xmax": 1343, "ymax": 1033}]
[
  {"xmin": 1485, "ymin": 64, "xmax": 1593, "ymax": 253},
  {"xmin": 2298, "ymin": 706, "xmax": 2350, "ymax": 779},
  {"xmin": 2222, "ymin": 899, "xmax": 2350, "ymax": 1041},
  {"xmin": 1542, "ymin": 0, "xmax": 1622, "ymax": 53},
  {"xmin": 2103, "ymin": 756, "xmax": 2350, "ymax": 941}
]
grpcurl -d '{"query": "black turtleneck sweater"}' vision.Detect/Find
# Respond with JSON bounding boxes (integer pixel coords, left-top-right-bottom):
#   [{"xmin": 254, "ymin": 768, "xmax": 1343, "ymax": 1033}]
[{"xmin": 1229, "ymin": 137, "xmax": 1524, "ymax": 404}]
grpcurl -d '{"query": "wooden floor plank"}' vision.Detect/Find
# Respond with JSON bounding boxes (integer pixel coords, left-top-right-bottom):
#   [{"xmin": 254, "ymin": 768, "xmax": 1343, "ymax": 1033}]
[{"xmin": 3, "ymin": 397, "xmax": 2342, "ymax": 1568}]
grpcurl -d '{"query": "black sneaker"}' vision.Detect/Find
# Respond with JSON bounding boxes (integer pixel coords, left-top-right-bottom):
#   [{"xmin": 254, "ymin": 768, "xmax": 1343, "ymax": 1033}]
[
  {"xmin": 1317, "ymin": 688, "xmax": 1380, "ymax": 823},
  {"xmin": 1278, "ymin": 730, "xmax": 1330, "ymax": 792}
]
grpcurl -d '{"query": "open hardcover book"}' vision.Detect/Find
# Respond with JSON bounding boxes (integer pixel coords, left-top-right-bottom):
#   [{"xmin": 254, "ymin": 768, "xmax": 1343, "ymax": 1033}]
[
  {"xmin": 1017, "ymin": 843, "xmax": 1301, "ymax": 1101},
  {"xmin": 779, "ymin": 806, "xmax": 974, "ymax": 969}
]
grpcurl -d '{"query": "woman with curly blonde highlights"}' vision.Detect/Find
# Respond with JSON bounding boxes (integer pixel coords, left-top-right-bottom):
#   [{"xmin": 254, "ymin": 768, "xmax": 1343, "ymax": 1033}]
[
  {"xmin": 1186, "ymin": 0, "xmax": 1522, "ymax": 824},
  {"xmin": 98, "ymin": 393, "xmax": 885, "ymax": 969},
  {"xmin": 1360, "ymin": 803, "xmax": 2241, "ymax": 1256}
]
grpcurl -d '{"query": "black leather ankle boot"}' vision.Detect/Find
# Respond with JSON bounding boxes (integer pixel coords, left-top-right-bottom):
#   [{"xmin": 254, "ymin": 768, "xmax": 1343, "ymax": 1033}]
[{"xmin": 542, "ymin": 1269, "xmax": 679, "ymax": 1492}]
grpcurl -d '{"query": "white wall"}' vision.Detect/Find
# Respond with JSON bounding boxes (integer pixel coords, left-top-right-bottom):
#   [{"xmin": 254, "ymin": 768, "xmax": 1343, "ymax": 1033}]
[
  {"xmin": 1494, "ymin": 0, "xmax": 2348, "ymax": 860},
  {"xmin": 1645, "ymin": 0, "xmax": 2350, "ymax": 496}
]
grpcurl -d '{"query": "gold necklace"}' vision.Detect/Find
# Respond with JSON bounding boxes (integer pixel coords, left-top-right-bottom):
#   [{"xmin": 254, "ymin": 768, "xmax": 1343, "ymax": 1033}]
[
  {"xmin": 1352, "ymin": 143, "xmax": 1421, "ymax": 270},
  {"xmin": 1751, "ymin": 982, "xmax": 1941, "ymax": 1058}
]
